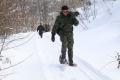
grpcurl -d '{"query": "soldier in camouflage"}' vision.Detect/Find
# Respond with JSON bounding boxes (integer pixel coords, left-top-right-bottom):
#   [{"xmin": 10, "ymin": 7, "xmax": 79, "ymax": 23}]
[{"xmin": 51, "ymin": 5, "xmax": 79, "ymax": 66}]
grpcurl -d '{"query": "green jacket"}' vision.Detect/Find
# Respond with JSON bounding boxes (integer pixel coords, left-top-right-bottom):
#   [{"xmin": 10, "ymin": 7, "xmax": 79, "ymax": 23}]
[{"xmin": 52, "ymin": 11, "xmax": 79, "ymax": 35}]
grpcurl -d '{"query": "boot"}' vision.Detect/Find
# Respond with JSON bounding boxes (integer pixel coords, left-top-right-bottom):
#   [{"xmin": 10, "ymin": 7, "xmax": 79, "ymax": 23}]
[
  {"xmin": 59, "ymin": 55, "xmax": 68, "ymax": 64},
  {"xmin": 69, "ymin": 62, "xmax": 77, "ymax": 66}
]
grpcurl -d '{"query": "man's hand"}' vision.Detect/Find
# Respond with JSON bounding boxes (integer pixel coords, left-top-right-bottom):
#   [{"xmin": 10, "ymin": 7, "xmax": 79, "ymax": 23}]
[
  {"xmin": 51, "ymin": 33, "xmax": 55, "ymax": 42},
  {"xmin": 74, "ymin": 11, "xmax": 79, "ymax": 16}
]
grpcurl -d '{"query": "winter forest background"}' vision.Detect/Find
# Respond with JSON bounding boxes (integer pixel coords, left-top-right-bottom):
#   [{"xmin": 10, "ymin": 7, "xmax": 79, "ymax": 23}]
[
  {"xmin": 0, "ymin": 0, "xmax": 116, "ymax": 37},
  {"xmin": 0, "ymin": 0, "xmax": 119, "ymax": 80},
  {"xmin": 0, "ymin": 0, "xmax": 93, "ymax": 36}
]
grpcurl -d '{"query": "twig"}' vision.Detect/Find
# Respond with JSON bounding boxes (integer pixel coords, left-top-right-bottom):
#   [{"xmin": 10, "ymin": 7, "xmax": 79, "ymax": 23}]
[
  {"xmin": 0, "ymin": 32, "xmax": 32, "ymax": 45},
  {"xmin": 116, "ymin": 52, "xmax": 120, "ymax": 68},
  {"xmin": 78, "ymin": 14, "xmax": 88, "ymax": 30},
  {"xmin": 0, "ymin": 37, "xmax": 6, "ymax": 55},
  {"xmin": 99, "ymin": 61, "xmax": 116, "ymax": 71},
  {"xmin": 0, "ymin": 73, "xmax": 14, "ymax": 77},
  {"xmin": 0, "ymin": 53, "xmax": 34, "ymax": 71},
  {"xmin": 3, "ymin": 32, "xmax": 35, "ymax": 51},
  {"xmin": 0, "ymin": 73, "xmax": 14, "ymax": 80},
  {"xmin": 4, "ymin": 33, "xmax": 32, "ymax": 47}
]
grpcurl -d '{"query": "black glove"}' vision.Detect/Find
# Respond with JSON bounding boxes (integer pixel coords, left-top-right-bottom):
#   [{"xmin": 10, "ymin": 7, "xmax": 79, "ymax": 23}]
[
  {"xmin": 51, "ymin": 33, "xmax": 55, "ymax": 42},
  {"xmin": 74, "ymin": 11, "xmax": 80, "ymax": 16}
]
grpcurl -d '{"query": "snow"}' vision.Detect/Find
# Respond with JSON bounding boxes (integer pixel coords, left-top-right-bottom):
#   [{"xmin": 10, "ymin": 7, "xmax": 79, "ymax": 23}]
[{"xmin": 1, "ymin": 1, "xmax": 120, "ymax": 80}]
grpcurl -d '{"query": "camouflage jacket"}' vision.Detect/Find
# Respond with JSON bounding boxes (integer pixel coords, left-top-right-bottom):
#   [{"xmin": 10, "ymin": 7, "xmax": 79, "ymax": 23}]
[{"xmin": 52, "ymin": 11, "xmax": 79, "ymax": 35}]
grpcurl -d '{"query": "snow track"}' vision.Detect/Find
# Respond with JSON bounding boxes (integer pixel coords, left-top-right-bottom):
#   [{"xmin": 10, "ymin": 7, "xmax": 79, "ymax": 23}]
[
  {"xmin": 3, "ymin": 1, "xmax": 120, "ymax": 80},
  {"xmin": 13, "ymin": 32, "xmax": 111, "ymax": 80}
]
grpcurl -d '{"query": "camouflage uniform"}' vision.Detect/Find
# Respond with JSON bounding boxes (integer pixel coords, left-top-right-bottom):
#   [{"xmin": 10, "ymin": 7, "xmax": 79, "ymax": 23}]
[{"xmin": 51, "ymin": 11, "xmax": 79, "ymax": 64}]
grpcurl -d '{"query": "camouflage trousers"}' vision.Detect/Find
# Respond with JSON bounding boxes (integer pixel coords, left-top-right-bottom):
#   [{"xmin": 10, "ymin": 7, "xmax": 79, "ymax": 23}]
[{"xmin": 60, "ymin": 32, "xmax": 74, "ymax": 64}]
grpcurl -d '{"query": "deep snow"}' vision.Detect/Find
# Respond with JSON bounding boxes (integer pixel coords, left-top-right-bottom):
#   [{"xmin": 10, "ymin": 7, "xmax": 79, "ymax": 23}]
[{"xmin": 1, "ymin": 1, "xmax": 120, "ymax": 80}]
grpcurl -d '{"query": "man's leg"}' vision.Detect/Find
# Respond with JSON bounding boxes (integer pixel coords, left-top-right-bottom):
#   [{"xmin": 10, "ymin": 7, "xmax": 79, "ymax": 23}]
[
  {"xmin": 39, "ymin": 32, "xmax": 43, "ymax": 38},
  {"xmin": 67, "ymin": 33, "xmax": 74, "ymax": 65},
  {"xmin": 61, "ymin": 43, "xmax": 67, "ymax": 59},
  {"xmin": 59, "ymin": 35, "xmax": 67, "ymax": 64},
  {"xmin": 68, "ymin": 42, "xmax": 73, "ymax": 65},
  {"xmin": 60, "ymin": 35, "xmax": 67, "ymax": 59}
]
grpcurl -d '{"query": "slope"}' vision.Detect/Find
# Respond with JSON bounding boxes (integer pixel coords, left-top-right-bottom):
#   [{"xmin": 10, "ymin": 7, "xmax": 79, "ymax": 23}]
[{"xmin": 1, "ymin": 1, "xmax": 120, "ymax": 80}]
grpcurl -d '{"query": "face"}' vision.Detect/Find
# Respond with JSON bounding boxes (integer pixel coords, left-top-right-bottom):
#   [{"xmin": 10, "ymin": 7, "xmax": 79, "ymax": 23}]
[{"xmin": 62, "ymin": 10, "xmax": 69, "ymax": 16}]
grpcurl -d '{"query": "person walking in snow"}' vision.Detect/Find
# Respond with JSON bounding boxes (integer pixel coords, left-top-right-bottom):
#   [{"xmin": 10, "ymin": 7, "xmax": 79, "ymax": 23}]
[
  {"xmin": 37, "ymin": 23, "xmax": 50, "ymax": 38},
  {"xmin": 37, "ymin": 23, "xmax": 45, "ymax": 38},
  {"xmin": 51, "ymin": 5, "xmax": 79, "ymax": 66}
]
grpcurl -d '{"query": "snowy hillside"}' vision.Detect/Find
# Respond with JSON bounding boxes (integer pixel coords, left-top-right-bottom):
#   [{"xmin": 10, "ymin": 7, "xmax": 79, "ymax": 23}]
[{"xmin": 1, "ymin": 1, "xmax": 120, "ymax": 80}]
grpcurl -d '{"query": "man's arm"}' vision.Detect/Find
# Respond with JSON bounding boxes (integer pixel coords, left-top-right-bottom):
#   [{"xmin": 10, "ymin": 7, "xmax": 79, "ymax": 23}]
[
  {"xmin": 70, "ymin": 11, "xmax": 79, "ymax": 26},
  {"xmin": 52, "ymin": 16, "xmax": 60, "ymax": 35},
  {"xmin": 73, "ymin": 17, "xmax": 79, "ymax": 26},
  {"xmin": 37, "ymin": 25, "xmax": 40, "ymax": 32},
  {"xmin": 51, "ymin": 16, "xmax": 60, "ymax": 42}
]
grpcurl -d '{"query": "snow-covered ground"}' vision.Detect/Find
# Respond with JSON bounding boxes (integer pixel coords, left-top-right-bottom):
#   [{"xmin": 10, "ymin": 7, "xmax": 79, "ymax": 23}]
[{"xmin": 1, "ymin": 1, "xmax": 120, "ymax": 80}]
